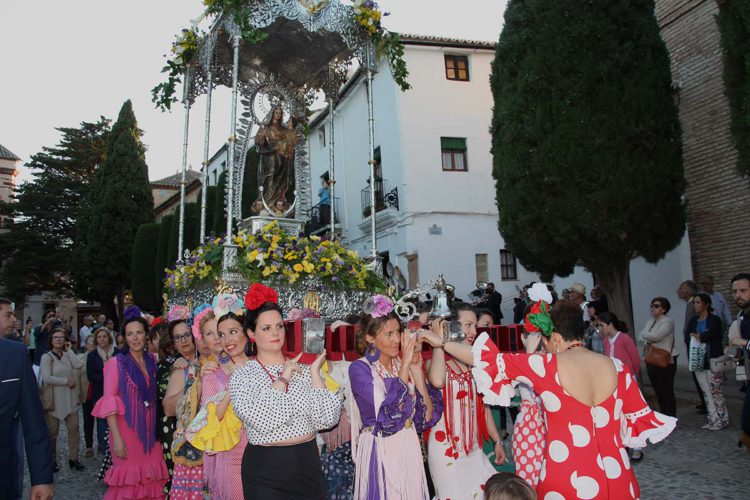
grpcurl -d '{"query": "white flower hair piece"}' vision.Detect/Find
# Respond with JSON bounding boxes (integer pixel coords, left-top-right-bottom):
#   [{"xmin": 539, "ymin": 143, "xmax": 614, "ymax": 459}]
[{"xmin": 528, "ymin": 282, "xmax": 553, "ymax": 304}]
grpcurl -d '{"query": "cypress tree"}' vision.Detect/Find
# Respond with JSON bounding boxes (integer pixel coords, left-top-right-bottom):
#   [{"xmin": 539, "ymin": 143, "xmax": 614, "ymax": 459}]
[
  {"xmin": 155, "ymin": 214, "xmax": 175, "ymax": 299},
  {"xmin": 213, "ymin": 171, "xmax": 227, "ymax": 234},
  {"xmin": 83, "ymin": 100, "xmax": 154, "ymax": 319},
  {"xmin": 204, "ymin": 185, "xmax": 218, "ymax": 237},
  {"xmin": 491, "ymin": 0, "xmax": 685, "ymax": 328},
  {"xmin": 183, "ymin": 202, "xmax": 200, "ymax": 251},
  {"xmin": 241, "ymin": 148, "xmax": 260, "ymax": 219},
  {"xmin": 167, "ymin": 211, "xmax": 179, "ymax": 265},
  {"xmin": 718, "ymin": 0, "xmax": 750, "ymax": 177},
  {"xmin": 131, "ymin": 223, "xmax": 161, "ymax": 312}
]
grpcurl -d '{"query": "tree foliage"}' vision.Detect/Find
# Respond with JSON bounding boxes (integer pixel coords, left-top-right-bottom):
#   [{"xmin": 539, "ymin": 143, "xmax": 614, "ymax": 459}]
[
  {"xmin": 155, "ymin": 214, "xmax": 175, "ymax": 300},
  {"xmin": 718, "ymin": 0, "xmax": 750, "ymax": 177},
  {"xmin": 491, "ymin": 0, "xmax": 685, "ymax": 325},
  {"xmin": 131, "ymin": 223, "xmax": 161, "ymax": 312},
  {"xmin": 0, "ymin": 119, "xmax": 110, "ymax": 302},
  {"xmin": 81, "ymin": 100, "xmax": 154, "ymax": 318}
]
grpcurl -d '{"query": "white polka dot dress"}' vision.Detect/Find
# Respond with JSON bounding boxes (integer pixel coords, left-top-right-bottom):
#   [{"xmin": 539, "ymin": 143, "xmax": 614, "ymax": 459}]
[{"xmin": 471, "ymin": 333, "xmax": 677, "ymax": 499}]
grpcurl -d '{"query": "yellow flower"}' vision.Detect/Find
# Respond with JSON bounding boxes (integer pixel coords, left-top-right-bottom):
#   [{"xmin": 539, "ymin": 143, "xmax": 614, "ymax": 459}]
[
  {"xmin": 302, "ymin": 261, "xmax": 315, "ymax": 273},
  {"xmin": 321, "ymin": 257, "xmax": 330, "ymax": 263},
  {"xmin": 293, "ymin": 263, "xmax": 304, "ymax": 272},
  {"xmin": 262, "ymin": 266, "xmax": 272, "ymax": 277},
  {"xmin": 247, "ymin": 249, "xmax": 259, "ymax": 262}
]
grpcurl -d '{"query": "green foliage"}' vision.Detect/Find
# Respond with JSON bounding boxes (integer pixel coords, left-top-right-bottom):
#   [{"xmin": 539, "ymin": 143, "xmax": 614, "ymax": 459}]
[
  {"xmin": 131, "ymin": 223, "xmax": 161, "ymax": 312},
  {"xmin": 491, "ymin": 0, "xmax": 685, "ymax": 280},
  {"xmin": 718, "ymin": 1, "xmax": 750, "ymax": 177},
  {"xmin": 242, "ymin": 148, "xmax": 260, "ymax": 218},
  {"xmin": 183, "ymin": 202, "xmax": 200, "ymax": 251},
  {"xmin": 0, "ymin": 118, "xmax": 110, "ymax": 301},
  {"xmin": 167, "ymin": 211, "xmax": 179, "ymax": 266},
  {"xmin": 155, "ymin": 214, "xmax": 175, "ymax": 298},
  {"xmin": 82, "ymin": 100, "xmax": 154, "ymax": 311},
  {"xmin": 204, "ymin": 185, "xmax": 218, "ymax": 236},
  {"xmin": 378, "ymin": 31, "xmax": 411, "ymax": 92}
]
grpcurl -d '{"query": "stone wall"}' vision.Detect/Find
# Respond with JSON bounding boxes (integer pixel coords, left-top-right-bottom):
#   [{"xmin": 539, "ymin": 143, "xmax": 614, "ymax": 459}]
[{"xmin": 656, "ymin": 0, "xmax": 750, "ymax": 313}]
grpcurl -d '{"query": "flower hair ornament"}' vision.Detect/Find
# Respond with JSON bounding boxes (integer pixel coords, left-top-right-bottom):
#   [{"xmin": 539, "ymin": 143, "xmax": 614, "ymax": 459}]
[
  {"xmin": 167, "ymin": 304, "xmax": 191, "ymax": 324},
  {"xmin": 525, "ymin": 300, "xmax": 554, "ymax": 338},
  {"xmin": 244, "ymin": 282, "xmax": 279, "ymax": 311},
  {"xmin": 362, "ymin": 294, "xmax": 394, "ymax": 318},
  {"xmin": 212, "ymin": 293, "xmax": 244, "ymax": 319},
  {"xmin": 191, "ymin": 303, "xmax": 213, "ymax": 341},
  {"xmin": 150, "ymin": 316, "xmax": 164, "ymax": 328},
  {"xmin": 527, "ymin": 282, "xmax": 553, "ymax": 304},
  {"xmin": 123, "ymin": 305, "xmax": 144, "ymax": 322}
]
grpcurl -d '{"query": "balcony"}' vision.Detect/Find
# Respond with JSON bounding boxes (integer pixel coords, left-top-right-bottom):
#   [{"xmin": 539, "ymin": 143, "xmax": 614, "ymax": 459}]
[
  {"xmin": 361, "ymin": 180, "xmax": 399, "ymax": 218},
  {"xmin": 306, "ymin": 198, "xmax": 341, "ymax": 236}
]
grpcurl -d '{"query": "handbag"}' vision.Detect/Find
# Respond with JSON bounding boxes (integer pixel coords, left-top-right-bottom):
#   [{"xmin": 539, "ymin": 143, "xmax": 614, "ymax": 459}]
[
  {"xmin": 644, "ymin": 343, "xmax": 671, "ymax": 368},
  {"xmin": 709, "ymin": 356, "xmax": 735, "ymax": 374},
  {"xmin": 40, "ymin": 382, "xmax": 54, "ymax": 411},
  {"xmin": 688, "ymin": 338, "xmax": 707, "ymax": 372}
]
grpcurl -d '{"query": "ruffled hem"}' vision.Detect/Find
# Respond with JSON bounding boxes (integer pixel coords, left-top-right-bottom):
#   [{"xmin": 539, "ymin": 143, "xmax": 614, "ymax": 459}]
[
  {"xmin": 187, "ymin": 403, "xmax": 242, "ymax": 453},
  {"xmin": 620, "ymin": 409, "xmax": 677, "ymax": 448},
  {"xmin": 92, "ymin": 394, "xmax": 125, "ymax": 418},
  {"xmin": 102, "ymin": 460, "xmax": 168, "ymax": 499},
  {"xmin": 471, "ymin": 333, "xmax": 516, "ymax": 406}
]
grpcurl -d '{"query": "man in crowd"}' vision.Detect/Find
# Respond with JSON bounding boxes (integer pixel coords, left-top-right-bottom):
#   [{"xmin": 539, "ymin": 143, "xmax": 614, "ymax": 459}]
[
  {"xmin": 677, "ymin": 279, "xmax": 705, "ymax": 413},
  {"xmin": 701, "ymin": 276, "xmax": 733, "ymax": 327},
  {"xmin": 78, "ymin": 315, "xmax": 94, "ymax": 353},
  {"xmin": 0, "ymin": 298, "xmax": 54, "ymax": 500},
  {"xmin": 569, "ymin": 282, "xmax": 590, "ymax": 322},
  {"xmin": 96, "ymin": 313, "xmax": 106, "ymax": 326},
  {"xmin": 483, "ymin": 282, "xmax": 504, "ymax": 324},
  {"xmin": 730, "ymin": 274, "xmax": 750, "ymax": 450}
]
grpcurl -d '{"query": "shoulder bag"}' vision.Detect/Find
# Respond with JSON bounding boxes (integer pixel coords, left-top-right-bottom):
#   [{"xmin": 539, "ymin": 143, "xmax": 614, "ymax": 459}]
[
  {"xmin": 40, "ymin": 352, "xmax": 55, "ymax": 411},
  {"xmin": 644, "ymin": 318, "xmax": 672, "ymax": 368}
]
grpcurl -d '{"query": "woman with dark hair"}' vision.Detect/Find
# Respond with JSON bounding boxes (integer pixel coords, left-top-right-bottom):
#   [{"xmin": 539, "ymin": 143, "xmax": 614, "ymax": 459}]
[
  {"xmin": 426, "ymin": 302, "xmax": 504, "ymax": 499},
  {"xmin": 349, "ymin": 294, "xmax": 443, "ymax": 499},
  {"xmin": 161, "ymin": 306, "xmax": 201, "ymax": 499},
  {"xmin": 687, "ymin": 292, "xmax": 728, "ymax": 430},
  {"xmin": 88, "ymin": 326, "xmax": 116, "ymax": 455},
  {"xmin": 421, "ymin": 299, "xmax": 676, "ymax": 499},
  {"xmin": 188, "ymin": 293, "xmax": 250, "ymax": 500},
  {"xmin": 40, "ymin": 327, "xmax": 84, "ymax": 472},
  {"xmin": 230, "ymin": 283, "xmax": 341, "ymax": 499},
  {"xmin": 92, "ymin": 308, "xmax": 168, "ymax": 499},
  {"xmin": 638, "ymin": 297, "xmax": 677, "ymax": 418},
  {"xmin": 598, "ymin": 312, "xmax": 641, "ymax": 378}
]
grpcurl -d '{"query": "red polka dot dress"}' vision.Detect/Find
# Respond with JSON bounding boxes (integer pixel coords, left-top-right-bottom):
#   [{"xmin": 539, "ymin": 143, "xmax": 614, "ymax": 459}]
[
  {"xmin": 471, "ymin": 334, "xmax": 676, "ymax": 500},
  {"xmin": 511, "ymin": 386, "xmax": 546, "ymax": 488}
]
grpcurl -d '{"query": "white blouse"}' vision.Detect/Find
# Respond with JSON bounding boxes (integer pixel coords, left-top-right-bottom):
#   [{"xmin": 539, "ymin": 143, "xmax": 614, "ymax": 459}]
[{"xmin": 229, "ymin": 360, "xmax": 342, "ymax": 445}]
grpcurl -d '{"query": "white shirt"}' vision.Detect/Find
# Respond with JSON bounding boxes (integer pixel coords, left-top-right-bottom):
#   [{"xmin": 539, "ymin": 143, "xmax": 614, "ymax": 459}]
[
  {"xmin": 79, "ymin": 325, "xmax": 92, "ymax": 348},
  {"xmin": 581, "ymin": 301, "xmax": 591, "ymax": 322}
]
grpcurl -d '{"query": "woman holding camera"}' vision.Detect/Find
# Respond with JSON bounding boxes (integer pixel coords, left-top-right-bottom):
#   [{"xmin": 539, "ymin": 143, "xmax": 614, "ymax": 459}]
[
  {"xmin": 349, "ymin": 294, "xmax": 443, "ymax": 500},
  {"xmin": 40, "ymin": 327, "xmax": 84, "ymax": 472},
  {"xmin": 230, "ymin": 283, "xmax": 342, "ymax": 499}
]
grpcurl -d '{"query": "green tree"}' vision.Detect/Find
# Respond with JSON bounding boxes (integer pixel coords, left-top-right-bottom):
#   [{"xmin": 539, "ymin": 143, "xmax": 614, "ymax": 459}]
[
  {"xmin": 241, "ymin": 148, "xmax": 260, "ymax": 218},
  {"xmin": 155, "ymin": 214, "xmax": 175, "ymax": 298},
  {"xmin": 130, "ymin": 223, "xmax": 161, "ymax": 312},
  {"xmin": 183, "ymin": 202, "xmax": 200, "ymax": 251},
  {"xmin": 0, "ymin": 119, "xmax": 110, "ymax": 302},
  {"xmin": 82, "ymin": 100, "xmax": 154, "ymax": 320},
  {"xmin": 718, "ymin": 0, "xmax": 750, "ymax": 177},
  {"xmin": 213, "ymin": 171, "xmax": 227, "ymax": 234},
  {"xmin": 491, "ymin": 0, "xmax": 685, "ymax": 328},
  {"xmin": 204, "ymin": 185, "xmax": 218, "ymax": 237}
]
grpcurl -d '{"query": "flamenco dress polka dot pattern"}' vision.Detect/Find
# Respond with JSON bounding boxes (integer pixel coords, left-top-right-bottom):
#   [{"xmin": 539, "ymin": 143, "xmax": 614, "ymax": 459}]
[
  {"xmin": 511, "ymin": 386, "xmax": 546, "ymax": 488},
  {"xmin": 471, "ymin": 333, "xmax": 677, "ymax": 499}
]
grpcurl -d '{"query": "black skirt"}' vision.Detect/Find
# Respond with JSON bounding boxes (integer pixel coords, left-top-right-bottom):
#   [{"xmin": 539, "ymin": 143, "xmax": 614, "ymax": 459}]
[{"xmin": 242, "ymin": 438, "xmax": 325, "ymax": 500}]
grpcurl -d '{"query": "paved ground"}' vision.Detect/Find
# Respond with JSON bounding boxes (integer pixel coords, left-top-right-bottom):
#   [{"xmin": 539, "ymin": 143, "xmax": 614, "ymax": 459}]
[{"xmin": 23, "ymin": 365, "xmax": 748, "ymax": 499}]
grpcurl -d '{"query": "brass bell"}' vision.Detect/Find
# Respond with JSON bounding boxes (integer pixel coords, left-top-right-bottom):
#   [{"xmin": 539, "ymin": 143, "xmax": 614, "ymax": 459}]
[{"xmin": 431, "ymin": 274, "xmax": 453, "ymax": 319}]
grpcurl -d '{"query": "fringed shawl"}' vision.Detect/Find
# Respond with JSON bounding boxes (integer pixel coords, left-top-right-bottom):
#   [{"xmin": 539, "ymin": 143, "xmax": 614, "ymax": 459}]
[{"xmin": 117, "ymin": 352, "xmax": 157, "ymax": 453}]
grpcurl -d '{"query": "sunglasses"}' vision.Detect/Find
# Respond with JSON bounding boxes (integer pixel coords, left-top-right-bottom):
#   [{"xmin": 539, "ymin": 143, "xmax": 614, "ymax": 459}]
[{"xmin": 650, "ymin": 304, "xmax": 662, "ymax": 309}]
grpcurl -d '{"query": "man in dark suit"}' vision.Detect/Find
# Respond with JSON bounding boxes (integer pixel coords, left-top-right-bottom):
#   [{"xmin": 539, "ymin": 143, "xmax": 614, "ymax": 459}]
[
  {"xmin": 0, "ymin": 298, "xmax": 54, "ymax": 500},
  {"xmin": 483, "ymin": 282, "xmax": 504, "ymax": 324}
]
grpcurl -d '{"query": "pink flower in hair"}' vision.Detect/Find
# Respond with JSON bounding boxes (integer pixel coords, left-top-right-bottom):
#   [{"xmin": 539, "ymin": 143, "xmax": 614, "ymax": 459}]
[{"xmin": 363, "ymin": 294, "xmax": 394, "ymax": 318}]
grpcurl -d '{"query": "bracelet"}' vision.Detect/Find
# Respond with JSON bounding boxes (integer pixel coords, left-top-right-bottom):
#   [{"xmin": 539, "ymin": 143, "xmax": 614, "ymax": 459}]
[{"xmin": 440, "ymin": 337, "xmax": 447, "ymax": 348}]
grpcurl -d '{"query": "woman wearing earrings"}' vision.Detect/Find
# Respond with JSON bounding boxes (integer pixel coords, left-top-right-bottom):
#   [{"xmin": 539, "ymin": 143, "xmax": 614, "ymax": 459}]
[
  {"xmin": 230, "ymin": 283, "xmax": 342, "ymax": 499},
  {"xmin": 349, "ymin": 294, "xmax": 444, "ymax": 500},
  {"xmin": 91, "ymin": 307, "xmax": 168, "ymax": 499},
  {"xmin": 186, "ymin": 295, "xmax": 249, "ymax": 500}
]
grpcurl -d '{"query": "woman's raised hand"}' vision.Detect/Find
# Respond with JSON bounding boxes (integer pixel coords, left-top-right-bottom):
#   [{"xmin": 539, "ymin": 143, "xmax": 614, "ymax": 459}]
[{"xmin": 281, "ymin": 352, "xmax": 303, "ymax": 380}]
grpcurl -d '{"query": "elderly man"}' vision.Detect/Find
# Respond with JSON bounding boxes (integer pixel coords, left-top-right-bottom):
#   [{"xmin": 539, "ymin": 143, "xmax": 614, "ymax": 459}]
[
  {"xmin": 569, "ymin": 282, "xmax": 590, "ymax": 322},
  {"xmin": 0, "ymin": 298, "xmax": 54, "ymax": 500},
  {"xmin": 701, "ymin": 276, "xmax": 733, "ymax": 327}
]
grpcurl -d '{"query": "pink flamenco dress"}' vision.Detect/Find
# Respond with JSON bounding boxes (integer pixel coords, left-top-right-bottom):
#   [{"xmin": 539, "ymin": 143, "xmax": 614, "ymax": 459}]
[
  {"xmin": 186, "ymin": 366, "xmax": 247, "ymax": 500},
  {"xmin": 471, "ymin": 333, "xmax": 676, "ymax": 499},
  {"xmin": 92, "ymin": 354, "xmax": 168, "ymax": 499}
]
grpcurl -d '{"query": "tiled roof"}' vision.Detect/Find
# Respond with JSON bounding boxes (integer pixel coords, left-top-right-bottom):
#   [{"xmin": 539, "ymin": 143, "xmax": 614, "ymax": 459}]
[
  {"xmin": 0, "ymin": 144, "xmax": 21, "ymax": 161},
  {"xmin": 151, "ymin": 169, "xmax": 201, "ymax": 188},
  {"xmin": 400, "ymin": 34, "xmax": 496, "ymax": 49}
]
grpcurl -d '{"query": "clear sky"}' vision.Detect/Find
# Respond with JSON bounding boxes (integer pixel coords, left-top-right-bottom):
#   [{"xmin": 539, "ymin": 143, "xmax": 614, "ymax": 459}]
[{"xmin": 0, "ymin": 0, "xmax": 507, "ymax": 184}]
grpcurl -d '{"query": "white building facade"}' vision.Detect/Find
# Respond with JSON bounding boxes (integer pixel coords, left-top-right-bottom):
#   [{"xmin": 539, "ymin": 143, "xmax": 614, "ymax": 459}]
[{"xmin": 307, "ymin": 35, "xmax": 693, "ymax": 342}]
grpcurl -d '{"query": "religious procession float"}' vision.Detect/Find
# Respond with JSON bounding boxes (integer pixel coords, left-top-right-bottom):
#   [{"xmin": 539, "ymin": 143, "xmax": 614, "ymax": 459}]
[{"xmin": 157, "ymin": 0, "xmax": 417, "ymax": 321}]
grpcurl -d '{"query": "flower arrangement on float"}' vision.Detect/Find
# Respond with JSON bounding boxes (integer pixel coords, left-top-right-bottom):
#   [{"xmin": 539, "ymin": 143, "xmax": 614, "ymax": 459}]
[
  {"xmin": 151, "ymin": 0, "xmax": 410, "ymax": 111},
  {"xmin": 164, "ymin": 221, "xmax": 384, "ymax": 294}
]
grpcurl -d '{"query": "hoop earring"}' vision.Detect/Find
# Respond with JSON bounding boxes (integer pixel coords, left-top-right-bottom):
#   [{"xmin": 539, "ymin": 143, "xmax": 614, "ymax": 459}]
[
  {"xmin": 218, "ymin": 351, "xmax": 230, "ymax": 364},
  {"xmin": 365, "ymin": 342, "xmax": 380, "ymax": 363}
]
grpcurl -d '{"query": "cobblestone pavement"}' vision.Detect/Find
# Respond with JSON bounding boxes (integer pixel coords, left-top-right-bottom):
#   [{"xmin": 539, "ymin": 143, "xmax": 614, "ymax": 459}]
[{"xmin": 23, "ymin": 366, "xmax": 748, "ymax": 499}]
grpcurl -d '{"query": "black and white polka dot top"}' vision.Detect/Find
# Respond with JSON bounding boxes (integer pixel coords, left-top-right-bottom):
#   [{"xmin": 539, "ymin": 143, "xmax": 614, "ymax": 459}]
[{"xmin": 229, "ymin": 360, "xmax": 343, "ymax": 445}]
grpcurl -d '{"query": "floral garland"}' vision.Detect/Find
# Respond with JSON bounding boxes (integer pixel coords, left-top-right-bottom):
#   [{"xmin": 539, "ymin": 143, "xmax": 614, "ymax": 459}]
[
  {"xmin": 164, "ymin": 221, "xmax": 385, "ymax": 293},
  {"xmin": 352, "ymin": 0, "xmax": 410, "ymax": 91}
]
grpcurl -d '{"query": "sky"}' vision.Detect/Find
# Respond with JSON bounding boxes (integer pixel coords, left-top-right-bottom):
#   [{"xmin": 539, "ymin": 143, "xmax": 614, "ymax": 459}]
[{"xmin": 0, "ymin": 0, "xmax": 507, "ymax": 184}]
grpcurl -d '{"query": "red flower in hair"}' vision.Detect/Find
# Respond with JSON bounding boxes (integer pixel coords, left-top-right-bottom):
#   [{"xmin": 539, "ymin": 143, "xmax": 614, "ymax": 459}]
[
  {"xmin": 244, "ymin": 283, "xmax": 279, "ymax": 311},
  {"xmin": 150, "ymin": 316, "xmax": 164, "ymax": 327}
]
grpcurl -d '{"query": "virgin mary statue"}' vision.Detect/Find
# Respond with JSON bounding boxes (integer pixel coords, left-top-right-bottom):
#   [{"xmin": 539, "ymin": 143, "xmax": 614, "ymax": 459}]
[{"xmin": 253, "ymin": 105, "xmax": 299, "ymax": 215}]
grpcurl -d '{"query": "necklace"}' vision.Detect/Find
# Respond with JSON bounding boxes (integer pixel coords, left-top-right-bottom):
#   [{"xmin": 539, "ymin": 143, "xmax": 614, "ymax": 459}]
[
  {"xmin": 565, "ymin": 342, "xmax": 584, "ymax": 351},
  {"xmin": 256, "ymin": 357, "xmax": 280, "ymax": 383}
]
